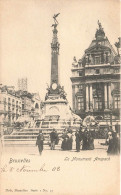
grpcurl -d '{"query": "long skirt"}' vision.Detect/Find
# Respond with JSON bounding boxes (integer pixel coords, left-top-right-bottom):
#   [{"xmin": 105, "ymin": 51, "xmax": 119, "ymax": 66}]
[
  {"xmin": 67, "ymin": 138, "xmax": 72, "ymax": 150},
  {"xmin": 82, "ymin": 138, "xmax": 88, "ymax": 150},
  {"xmin": 38, "ymin": 142, "xmax": 43, "ymax": 154},
  {"xmin": 61, "ymin": 139, "xmax": 67, "ymax": 150},
  {"xmin": 76, "ymin": 140, "xmax": 80, "ymax": 151},
  {"xmin": 88, "ymin": 138, "xmax": 94, "ymax": 150}
]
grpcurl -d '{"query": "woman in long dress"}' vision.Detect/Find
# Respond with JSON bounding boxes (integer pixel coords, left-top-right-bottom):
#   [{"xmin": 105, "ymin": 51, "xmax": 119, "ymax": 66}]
[
  {"xmin": 75, "ymin": 129, "xmax": 81, "ymax": 152},
  {"xmin": 67, "ymin": 130, "xmax": 73, "ymax": 150},
  {"xmin": 61, "ymin": 129, "xmax": 68, "ymax": 150},
  {"xmin": 87, "ymin": 130, "xmax": 95, "ymax": 150},
  {"xmin": 82, "ymin": 129, "xmax": 88, "ymax": 150}
]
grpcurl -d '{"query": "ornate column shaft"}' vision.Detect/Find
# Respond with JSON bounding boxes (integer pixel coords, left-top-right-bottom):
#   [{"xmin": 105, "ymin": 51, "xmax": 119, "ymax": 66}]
[
  {"xmin": 86, "ymin": 85, "xmax": 89, "ymax": 111},
  {"xmin": 90, "ymin": 84, "xmax": 93, "ymax": 110},
  {"xmin": 75, "ymin": 85, "xmax": 78, "ymax": 93},
  {"xmin": 108, "ymin": 83, "xmax": 112, "ymax": 108},
  {"xmin": 72, "ymin": 85, "xmax": 76, "ymax": 111},
  {"xmin": 104, "ymin": 83, "xmax": 108, "ymax": 109}
]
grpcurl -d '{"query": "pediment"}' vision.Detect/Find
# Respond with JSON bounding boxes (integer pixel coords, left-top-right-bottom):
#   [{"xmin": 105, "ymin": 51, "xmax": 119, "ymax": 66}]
[{"xmin": 85, "ymin": 44, "xmax": 110, "ymax": 53}]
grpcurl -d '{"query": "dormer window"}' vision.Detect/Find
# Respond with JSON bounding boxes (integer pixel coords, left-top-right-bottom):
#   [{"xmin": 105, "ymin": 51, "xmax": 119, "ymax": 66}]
[{"xmin": 95, "ymin": 56, "xmax": 101, "ymax": 64}]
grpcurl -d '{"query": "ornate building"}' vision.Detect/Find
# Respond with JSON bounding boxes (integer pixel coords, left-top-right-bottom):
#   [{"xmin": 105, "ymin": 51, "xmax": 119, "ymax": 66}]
[
  {"xmin": 0, "ymin": 85, "xmax": 22, "ymax": 125},
  {"xmin": 0, "ymin": 83, "xmax": 42, "ymax": 127},
  {"xmin": 71, "ymin": 21, "xmax": 120, "ymax": 128}
]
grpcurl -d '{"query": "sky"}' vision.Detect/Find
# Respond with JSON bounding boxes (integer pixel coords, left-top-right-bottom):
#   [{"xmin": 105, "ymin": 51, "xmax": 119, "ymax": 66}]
[{"xmin": 0, "ymin": 0, "xmax": 120, "ymax": 106}]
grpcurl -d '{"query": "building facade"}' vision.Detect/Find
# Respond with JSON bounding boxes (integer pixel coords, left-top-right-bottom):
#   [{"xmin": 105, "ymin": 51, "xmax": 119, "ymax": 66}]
[
  {"xmin": 0, "ymin": 85, "xmax": 22, "ymax": 125},
  {"xmin": 71, "ymin": 21, "xmax": 120, "ymax": 128},
  {"xmin": 16, "ymin": 90, "xmax": 42, "ymax": 120},
  {"xmin": 0, "ymin": 84, "xmax": 42, "ymax": 126}
]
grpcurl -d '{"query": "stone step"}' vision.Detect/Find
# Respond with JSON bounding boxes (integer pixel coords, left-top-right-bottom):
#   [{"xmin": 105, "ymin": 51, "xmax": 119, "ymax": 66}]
[
  {"xmin": 2, "ymin": 140, "xmax": 62, "ymax": 146},
  {"xmin": 12, "ymin": 131, "xmax": 63, "ymax": 135},
  {"xmin": 4, "ymin": 133, "xmax": 63, "ymax": 139},
  {"xmin": 2, "ymin": 127, "xmax": 67, "ymax": 146}
]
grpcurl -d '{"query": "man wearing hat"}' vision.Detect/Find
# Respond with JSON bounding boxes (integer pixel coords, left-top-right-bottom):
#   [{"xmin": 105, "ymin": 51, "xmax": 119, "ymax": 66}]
[
  {"xmin": 50, "ymin": 129, "xmax": 58, "ymax": 150},
  {"xmin": 36, "ymin": 130, "xmax": 44, "ymax": 155}
]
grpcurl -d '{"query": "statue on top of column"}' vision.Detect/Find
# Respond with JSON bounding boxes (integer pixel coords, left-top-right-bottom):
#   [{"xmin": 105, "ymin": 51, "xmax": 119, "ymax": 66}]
[{"xmin": 51, "ymin": 13, "xmax": 60, "ymax": 29}]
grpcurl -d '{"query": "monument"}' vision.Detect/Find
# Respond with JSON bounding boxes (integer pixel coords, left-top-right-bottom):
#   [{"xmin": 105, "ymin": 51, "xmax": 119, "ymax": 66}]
[
  {"xmin": 41, "ymin": 14, "xmax": 81, "ymax": 130},
  {"xmin": 2, "ymin": 14, "xmax": 81, "ymax": 146}
]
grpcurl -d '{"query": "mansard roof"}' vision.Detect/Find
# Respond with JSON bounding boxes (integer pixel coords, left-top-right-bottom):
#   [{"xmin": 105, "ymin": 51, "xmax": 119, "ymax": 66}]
[
  {"xmin": 85, "ymin": 37, "xmax": 117, "ymax": 56},
  {"xmin": 79, "ymin": 21, "xmax": 117, "ymax": 65}
]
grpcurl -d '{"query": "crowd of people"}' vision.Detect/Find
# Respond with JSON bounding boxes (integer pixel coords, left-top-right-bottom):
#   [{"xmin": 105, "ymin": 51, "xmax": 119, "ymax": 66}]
[{"xmin": 36, "ymin": 127, "xmax": 120, "ymax": 155}]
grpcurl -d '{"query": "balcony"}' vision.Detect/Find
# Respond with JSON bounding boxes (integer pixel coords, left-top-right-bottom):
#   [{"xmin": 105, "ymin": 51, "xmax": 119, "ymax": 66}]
[{"xmin": 85, "ymin": 63, "xmax": 111, "ymax": 68}]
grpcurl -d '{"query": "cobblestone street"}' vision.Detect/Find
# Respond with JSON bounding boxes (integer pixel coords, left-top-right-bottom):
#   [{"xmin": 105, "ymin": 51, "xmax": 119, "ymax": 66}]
[
  {"xmin": 1, "ymin": 139, "xmax": 107, "ymax": 156},
  {"xmin": 1, "ymin": 139, "xmax": 119, "ymax": 195}
]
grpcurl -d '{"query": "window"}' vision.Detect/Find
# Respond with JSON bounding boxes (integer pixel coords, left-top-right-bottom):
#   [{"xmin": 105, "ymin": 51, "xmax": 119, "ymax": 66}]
[
  {"xmin": 114, "ymin": 96, "xmax": 120, "ymax": 109},
  {"xmin": 3, "ymin": 97, "xmax": 6, "ymax": 102},
  {"xmin": 95, "ymin": 56, "xmax": 101, "ymax": 64},
  {"xmin": 94, "ymin": 97, "xmax": 102, "ymax": 110},
  {"xmin": 79, "ymin": 72, "xmax": 83, "ymax": 76},
  {"xmin": 115, "ymin": 69, "xmax": 119, "ymax": 73},
  {"xmin": 22, "ymin": 104, "xmax": 24, "ymax": 109},
  {"xmin": 95, "ymin": 69, "xmax": 100, "ymax": 74},
  {"xmin": 77, "ymin": 97, "xmax": 84, "ymax": 110},
  {"xmin": 115, "ymin": 83, "xmax": 120, "ymax": 90},
  {"xmin": 79, "ymin": 85, "xmax": 83, "ymax": 89},
  {"xmin": 78, "ymin": 85, "xmax": 83, "ymax": 91}
]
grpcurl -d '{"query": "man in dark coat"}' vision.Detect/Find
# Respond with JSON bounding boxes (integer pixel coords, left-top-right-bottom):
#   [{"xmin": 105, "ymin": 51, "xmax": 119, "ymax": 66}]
[
  {"xmin": 36, "ymin": 130, "xmax": 44, "ymax": 155},
  {"xmin": 50, "ymin": 129, "xmax": 58, "ymax": 150},
  {"xmin": 75, "ymin": 129, "xmax": 81, "ymax": 152}
]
